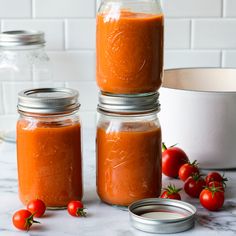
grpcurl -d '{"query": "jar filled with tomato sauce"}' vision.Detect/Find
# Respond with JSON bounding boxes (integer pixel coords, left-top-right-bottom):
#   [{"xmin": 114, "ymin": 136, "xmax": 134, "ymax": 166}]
[
  {"xmin": 96, "ymin": 92, "xmax": 162, "ymax": 206},
  {"xmin": 17, "ymin": 88, "xmax": 82, "ymax": 208},
  {"xmin": 96, "ymin": 0, "xmax": 164, "ymax": 94}
]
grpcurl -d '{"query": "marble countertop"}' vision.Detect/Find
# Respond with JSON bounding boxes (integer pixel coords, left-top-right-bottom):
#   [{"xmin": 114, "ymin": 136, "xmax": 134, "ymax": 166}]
[{"xmin": 1, "ymin": 129, "xmax": 236, "ymax": 236}]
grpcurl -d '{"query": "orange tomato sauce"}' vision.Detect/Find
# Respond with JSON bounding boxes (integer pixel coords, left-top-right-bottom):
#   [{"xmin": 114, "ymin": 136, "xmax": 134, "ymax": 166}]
[
  {"xmin": 96, "ymin": 122, "xmax": 162, "ymax": 206},
  {"xmin": 17, "ymin": 119, "xmax": 82, "ymax": 207},
  {"xmin": 96, "ymin": 11, "xmax": 164, "ymax": 94}
]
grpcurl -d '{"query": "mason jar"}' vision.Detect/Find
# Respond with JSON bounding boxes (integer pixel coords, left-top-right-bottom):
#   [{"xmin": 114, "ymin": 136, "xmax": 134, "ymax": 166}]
[
  {"xmin": 0, "ymin": 30, "xmax": 52, "ymax": 142},
  {"xmin": 17, "ymin": 88, "xmax": 82, "ymax": 208},
  {"xmin": 96, "ymin": 92, "xmax": 162, "ymax": 206},
  {"xmin": 96, "ymin": 0, "xmax": 164, "ymax": 94}
]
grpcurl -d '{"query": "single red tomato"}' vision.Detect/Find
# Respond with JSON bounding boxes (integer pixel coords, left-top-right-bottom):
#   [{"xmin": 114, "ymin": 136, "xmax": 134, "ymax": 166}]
[
  {"xmin": 205, "ymin": 172, "xmax": 228, "ymax": 185},
  {"xmin": 12, "ymin": 209, "xmax": 39, "ymax": 231},
  {"xmin": 162, "ymin": 143, "xmax": 189, "ymax": 178},
  {"xmin": 160, "ymin": 184, "xmax": 182, "ymax": 200},
  {"xmin": 184, "ymin": 173, "xmax": 206, "ymax": 198},
  {"xmin": 208, "ymin": 181, "xmax": 225, "ymax": 192},
  {"xmin": 200, "ymin": 187, "xmax": 224, "ymax": 211},
  {"xmin": 178, "ymin": 160, "xmax": 199, "ymax": 181},
  {"xmin": 27, "ymin": 199, "xmax": 46, "ymax": 218},
  {"xmin": 67, "ymin": 200, "xmax": 86, "ymax": 217}
]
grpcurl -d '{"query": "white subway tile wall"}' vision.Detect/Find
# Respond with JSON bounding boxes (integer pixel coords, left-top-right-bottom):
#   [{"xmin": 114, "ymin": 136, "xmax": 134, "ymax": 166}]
[
  {"xmin": 161, "ymin": 0, "xmax": 222, "ymax": 18},
  {"xmin": 224, "ymin": 0, "xmax": 236, "ymax": 17},
  {"xmin": 222, "ymin": 51, "xmax": 236, "ymax": 67},
  {"xmin": 34, "ymin": 0, "xmax": 96, "ymax": 18},
  {"xmin": 192, "ymin": 19, "xmax": 236, "ymax": 49},
  {"xmin": 0, "ymin": 0, "xmax": 31, "ymax": 18},
  {"xmin": 66, "ymin": 19, "xmax": 96, "ymax": 49},
  {"xmin": 165, "ymin": 19, "xmax": 191, "ymax": 49},
  {"xmin": 0, "ymin": 0, "xmax": 235, "ymax": 129},
  {"xmin": 165, "ymin": 50, "xmax": 221, "ymax": 69},
  {"xmin": 48, "ymin": 51, "xmax": 95, "ymax": 81}
]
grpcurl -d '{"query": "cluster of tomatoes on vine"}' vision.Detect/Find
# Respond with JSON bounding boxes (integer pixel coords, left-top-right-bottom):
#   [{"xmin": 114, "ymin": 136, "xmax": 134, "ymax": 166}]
[
  {"xmin": 160, "ymin": 143, "xmax": 227, "ymax": 211},
  {"xmin": 12, "ymin": 199, "xmax": 86, "ymax": 231}
]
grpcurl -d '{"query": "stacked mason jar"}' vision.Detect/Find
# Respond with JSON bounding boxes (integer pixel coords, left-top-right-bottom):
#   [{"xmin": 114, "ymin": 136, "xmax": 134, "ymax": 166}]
[{"xmin": 96, "ymin": 0, "xmax": 164, "ymax": 206}]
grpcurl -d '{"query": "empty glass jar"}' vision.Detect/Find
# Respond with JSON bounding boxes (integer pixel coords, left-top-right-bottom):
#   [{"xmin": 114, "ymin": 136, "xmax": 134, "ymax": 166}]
[{"xmin": 0, "ymin": 30, "xmax": 52, "ymax": 141}]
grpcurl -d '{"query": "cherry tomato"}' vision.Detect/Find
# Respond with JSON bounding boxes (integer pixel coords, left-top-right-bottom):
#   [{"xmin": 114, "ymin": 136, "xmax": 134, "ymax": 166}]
[
  {"xmin": 67, "ymin": 200, "xmax": 86, "ymax": 217},
  {"xmin": 184, "ymin": 173, "xmax": 206, "ymax": 198},
  {"xmin": 205, "ymin": 172, "xmax": 228, "ymax": 185},
  {"xmin": 178, "ymin": 160, "xmax": 199, "ymax": 181},
  {"xmin": 12, "ymin": 209, "xmax": 39, "ymax": 231},
  {"xmin": 208, "ymin": 181, "xmax": 225, "ymax": 192},
  {"xmin": 160, "ymin": 184, "xmax": 182, "ymax": 200},
  {"xmin": 27, "ymin": 199, "xmax": 46, "ymax": 218},
  {"xmin": 200, "ymin": 187, "xmax": 224, "ymax": 211},
  {"xmin": 162, "ymin": 143, "xmax": 189, "ymax": 178}
]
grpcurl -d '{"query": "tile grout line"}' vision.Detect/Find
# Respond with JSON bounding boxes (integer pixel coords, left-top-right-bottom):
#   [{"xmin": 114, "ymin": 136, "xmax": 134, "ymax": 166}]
[
  {"xmin": 221, "ymin": 50, "xmax": 224, "ymax": 67},
  {"xmin": 63, "ymin": 19, "xmax": 67, "ymax": 51},
  {"xmin": 31, "ymin": 0, "xmax": 35, "ymax": 18},
  {"xmin": 190, "ymin": 19, "xmax": 193, "ymax": 49},
  {"xmin": 222, "ymin": 0, "xmax": 225, "ymax": 18}
]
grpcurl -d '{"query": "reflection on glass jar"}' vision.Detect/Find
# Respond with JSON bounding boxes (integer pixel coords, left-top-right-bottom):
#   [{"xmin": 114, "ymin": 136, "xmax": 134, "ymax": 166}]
[{"xmin": 96, "ymin": 92, "xmax": 162, "ymax": 206}]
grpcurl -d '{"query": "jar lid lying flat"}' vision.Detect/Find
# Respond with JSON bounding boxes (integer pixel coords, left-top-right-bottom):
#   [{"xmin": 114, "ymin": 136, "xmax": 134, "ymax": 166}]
[
  {"xmin": 98, "ymin": 92, "xmax": 160, "ymax": 113},
  {"xmin": 18, "ymin": 88, "xmax": 80, "ymax": 114},
  {"xmin": 128, "ymin": 198, "xmax": 196, "ymax": 234},
  {"xmin": 0, "ymin": 30, "xmax": 45, "ymax": 47}
]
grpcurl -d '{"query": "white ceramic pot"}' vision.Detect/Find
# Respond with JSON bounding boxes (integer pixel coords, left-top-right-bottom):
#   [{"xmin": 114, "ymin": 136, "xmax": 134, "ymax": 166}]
[{"xmin": 160, "ymin": 68, "xmax": 236, "ymax": 169}]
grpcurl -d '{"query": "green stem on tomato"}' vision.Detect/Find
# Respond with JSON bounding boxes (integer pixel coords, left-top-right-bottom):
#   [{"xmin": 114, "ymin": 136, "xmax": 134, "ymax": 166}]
[
  {"xmin": 25, "ymin": 213, "xmax": 40, "ymax": 232},
  {"xmin": 76, "ymin": 208, "xmax": 87, "ymax": 217},
  {"xmin": 162, "ymin": 143, "xmax": 167, "ymax": 152}
]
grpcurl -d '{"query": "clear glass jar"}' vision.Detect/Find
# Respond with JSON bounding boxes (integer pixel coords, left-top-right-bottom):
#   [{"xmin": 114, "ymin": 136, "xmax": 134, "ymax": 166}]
[
  {"xmin": 17, "ymin": 88, "xmax": 82, "ymax": 208},
  {"xmin": 0, "ymin": 30, "xmax": 52, "ymax": 82},
  {"xmin": 0, "ymin": 31, "xmax": 52, "ymax": 142},
  {"xmin": 96, "ymin": 0, "xmax": 164, "ymax": 94},
  {"xmin": 96, "ymin": 92, "xmax": 162, "ymax": 206}
]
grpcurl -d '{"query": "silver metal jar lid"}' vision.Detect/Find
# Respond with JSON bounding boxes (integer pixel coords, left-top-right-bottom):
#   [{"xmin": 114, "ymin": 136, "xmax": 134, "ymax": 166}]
[
  {"xmin": 0, "ymin": 30, "xmax": 45, "ymax": 47},
  {"xmin": 128, "ymin": 198, "xmax": 196, "ymax": 234},
  {"xmin": 98, "ymin": 92, "xmax": 160, "ymax": 113},
  {"xmin": 18, "ymin": 88, "xmax": 80, "ymax": 114}
]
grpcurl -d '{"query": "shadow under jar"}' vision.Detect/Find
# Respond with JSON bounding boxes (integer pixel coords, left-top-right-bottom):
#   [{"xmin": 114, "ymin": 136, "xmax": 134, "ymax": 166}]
[
  {"xmin": 17, "ymin": 88, "xmax": 82, "ymax": 208},
  {"xmin": 96, "ymin": 0, "xmax": 164, "ymax": 94},
  {"xmin": 96, "ymin": 92, "xmax": 162, "ymax": 207}
]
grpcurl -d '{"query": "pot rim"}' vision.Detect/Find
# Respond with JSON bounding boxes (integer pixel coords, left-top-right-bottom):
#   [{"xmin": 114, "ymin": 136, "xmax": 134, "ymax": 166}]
[{"xmin": 163, "ymin": 67, "xmax": 236, "ymax": 94}]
